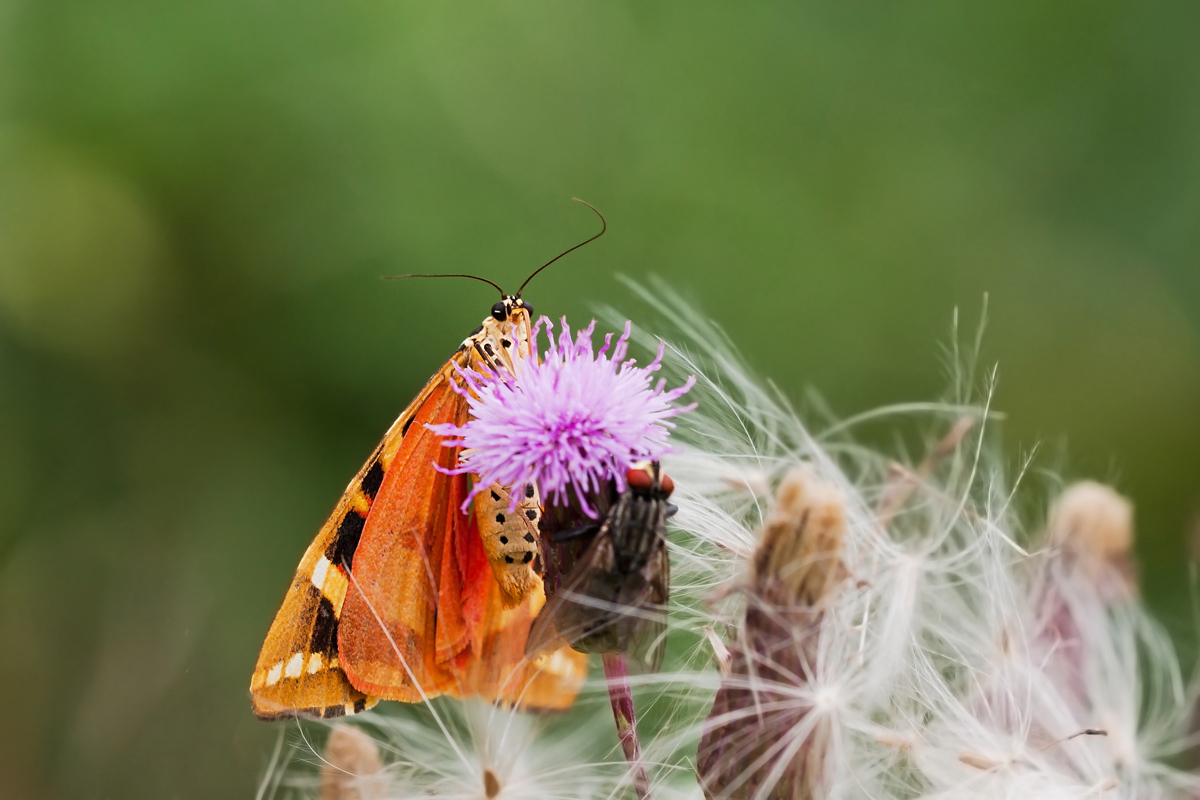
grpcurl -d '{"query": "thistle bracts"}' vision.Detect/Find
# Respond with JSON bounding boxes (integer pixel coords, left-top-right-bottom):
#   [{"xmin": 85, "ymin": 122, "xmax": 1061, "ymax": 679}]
[
  {"xmin": 697, "ymin": 468, "xmax": 847, "ymax": 800},
  {"xmin": 1032, "ymin": 482, "xmax": 1138, "ymax": 737}
]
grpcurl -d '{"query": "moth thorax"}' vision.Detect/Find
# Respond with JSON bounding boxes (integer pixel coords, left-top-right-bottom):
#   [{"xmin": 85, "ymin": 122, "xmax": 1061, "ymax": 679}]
[{"xmin": 474, "ymin": 483, "xmax": 543, "ymax": 607}]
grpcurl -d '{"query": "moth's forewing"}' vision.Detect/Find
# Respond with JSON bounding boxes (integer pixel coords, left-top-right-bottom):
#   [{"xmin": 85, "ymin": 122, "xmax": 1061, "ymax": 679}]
[{"xmin": 249, "ymin": 353, "xmax": 465, "ymax": 719}]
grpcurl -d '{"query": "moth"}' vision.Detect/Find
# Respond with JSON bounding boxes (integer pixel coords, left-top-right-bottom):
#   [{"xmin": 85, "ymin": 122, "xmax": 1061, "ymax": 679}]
[
  {"xmin": 529, "ymin": 461, "xmax": 676, "ymax": 672},
  {"xmin": 250, "ymin": 205, "xmax": 605, "ymax": 719}
]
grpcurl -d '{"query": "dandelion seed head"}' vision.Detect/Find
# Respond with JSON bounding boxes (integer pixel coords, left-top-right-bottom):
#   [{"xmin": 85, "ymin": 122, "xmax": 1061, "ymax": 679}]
[{"xmin": 431, "ymin": 316, "xmax": 695, "ymax": 515}]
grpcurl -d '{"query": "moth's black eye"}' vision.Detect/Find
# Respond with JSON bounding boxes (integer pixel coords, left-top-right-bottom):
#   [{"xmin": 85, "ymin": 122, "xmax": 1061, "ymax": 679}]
[
  {"xmin": 491, "ymin": 301, "xmax": 507, "ymax": 321},
  {"xmin": 519, "ymin": 301, "xmax": 535, "ymax": 318}
]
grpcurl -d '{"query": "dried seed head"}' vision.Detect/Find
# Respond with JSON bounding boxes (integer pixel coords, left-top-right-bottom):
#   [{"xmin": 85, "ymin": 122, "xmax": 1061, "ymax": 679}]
[
  {"xmin": 1047, "ymin": 481, "xmax": 1135, "ymax": 592},
  {"xmin": 321, "ymin": 725, "xmax": 384, "ymax": 800},
  {"xmin": 1048, "ymin": 481, "xmax": 1132, "ymax": 560},
  {"xmin": 697, "ymin": 467, "xmax": 848, "ymax": 800},
  {"xmin": 1035, "ymin": 482, "xmax": 1139, "ymax": 721},
  {"xmin": 753, "ymin": 467, "xmax": 848, "ymax": 607}
]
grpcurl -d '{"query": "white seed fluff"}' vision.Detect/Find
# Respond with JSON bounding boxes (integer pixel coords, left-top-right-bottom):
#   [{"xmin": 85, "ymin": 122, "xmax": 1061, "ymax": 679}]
[{"xmin": 263, "ymin": 284, "xmax": 1199, "ymax": 800}]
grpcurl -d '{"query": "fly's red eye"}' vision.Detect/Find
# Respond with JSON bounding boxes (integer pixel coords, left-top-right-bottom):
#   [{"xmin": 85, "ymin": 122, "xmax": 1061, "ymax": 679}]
[
  {"xmin": 660, "ymin": 474, "xmax": 675, "ymax": 497},
  {"xmin": 626, "ymin": 468, "xmax": 653, "ymax": 491}
]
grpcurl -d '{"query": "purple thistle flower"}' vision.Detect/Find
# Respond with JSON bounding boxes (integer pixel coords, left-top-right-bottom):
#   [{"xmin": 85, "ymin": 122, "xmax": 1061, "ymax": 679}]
[{"xmin": 429, "ymin": 317, "xmax": 695, "ymax": 517}]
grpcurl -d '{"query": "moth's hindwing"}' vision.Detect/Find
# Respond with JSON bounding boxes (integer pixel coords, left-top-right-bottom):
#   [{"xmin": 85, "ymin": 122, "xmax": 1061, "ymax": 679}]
[{"xmin": 475, "ymin": 483, "xmax": 543, "ymax": 607}]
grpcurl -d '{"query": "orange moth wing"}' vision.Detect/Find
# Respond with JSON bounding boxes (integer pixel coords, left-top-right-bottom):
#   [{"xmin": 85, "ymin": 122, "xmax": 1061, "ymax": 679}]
[
  {"xmin": 250, "ymin": 303, "xmax": 586, "ymax": 719},
  {"xmin": 249, "ymin": 351, "xmax": 465, "ymax": 719},
  {"xmin": 338, "ymin": 314, "xmax": 586, "ymax": 709}
]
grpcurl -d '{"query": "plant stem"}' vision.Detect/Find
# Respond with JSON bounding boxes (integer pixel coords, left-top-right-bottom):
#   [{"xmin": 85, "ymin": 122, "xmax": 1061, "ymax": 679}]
[{"xmin": 602, "ymin": 652, "xmax": 652, "ymax": 800}]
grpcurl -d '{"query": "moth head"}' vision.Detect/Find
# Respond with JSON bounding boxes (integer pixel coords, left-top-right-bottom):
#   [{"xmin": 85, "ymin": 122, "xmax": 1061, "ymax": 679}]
[{"xmin": 492, "ymin": 296, "xmax": 534, "ymax": 323}]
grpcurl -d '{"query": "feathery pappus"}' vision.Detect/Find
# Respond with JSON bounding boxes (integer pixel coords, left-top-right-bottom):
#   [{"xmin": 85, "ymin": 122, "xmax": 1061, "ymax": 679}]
[{"xmin": 263, "ymin": 282, "xmax": 1200, "ymax": 800}]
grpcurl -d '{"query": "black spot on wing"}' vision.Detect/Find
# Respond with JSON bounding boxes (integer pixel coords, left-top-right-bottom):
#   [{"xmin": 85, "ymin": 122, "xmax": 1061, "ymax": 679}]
[
  {"xmin": 321, "ymin": 705, "xmax": 348, "ymax": 719},
  {"xmin": 353, "ymin": 698, "xmax": 368, "ymax": 713},
  {"xmin": 327, "ymin": 511, "xmax": 366, "ymax": 568},
  {"xmin": 525, "ymin": 485, "xmax": 535, "ymax": 498},
  {"xmin": 525, "ymin": 510, "xmax": 537, "ymax": 521},
  {"xmin": 361, "ymin": 457, "xmax": 385, "ymax": 500},
  {"xmin": 309, "ymin": 591, "xmax": 339, "ymax": 656},
  {"xmin": 401, "ymin": 415, "xmax": 416, "ymax": 437}
]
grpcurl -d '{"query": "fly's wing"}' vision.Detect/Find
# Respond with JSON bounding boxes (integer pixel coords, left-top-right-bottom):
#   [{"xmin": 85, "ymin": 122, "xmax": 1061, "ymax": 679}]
[
  {"xmin": 526, "ymin": 528, "xmax": 619, "ymax": 659},
  {"xmin": 627, "ymin": 537, "xmax": 670, "ymax": 673},
  {"xmin": 527, "ymin": 492, "xmax": 671, "ymax": 673},
  {"xmin": 250, "ymin": 353, "xmax": 461, "ymax": 719}
]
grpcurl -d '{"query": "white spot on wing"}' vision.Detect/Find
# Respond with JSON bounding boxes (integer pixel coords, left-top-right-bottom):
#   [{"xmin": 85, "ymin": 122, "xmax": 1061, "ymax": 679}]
[
  {"xmin": 311, "ymin": 555, "xmax": 331, "ymax": 593},
  {"xmin": 266, "ymin": 662, "xmax": 283, "ymax": 686},
  {"xmin": 284, "ymin": 652, "xmax": 304, "ymax": 678},
  {"xmin": 306, "ymin": 653, "xmax": 324, "ymax": 674}
]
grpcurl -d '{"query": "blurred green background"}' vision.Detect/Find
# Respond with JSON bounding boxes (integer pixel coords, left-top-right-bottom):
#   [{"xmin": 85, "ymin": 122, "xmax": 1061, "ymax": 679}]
[{"xmin": 1, "ymin": 1, "xmax": 1198, "ymax": 797}]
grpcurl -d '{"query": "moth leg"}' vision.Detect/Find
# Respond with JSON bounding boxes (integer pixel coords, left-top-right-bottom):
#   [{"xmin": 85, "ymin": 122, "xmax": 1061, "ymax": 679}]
[{"xmin": 471, "ymin": 341, "xmax": 503, "ymax": 374}]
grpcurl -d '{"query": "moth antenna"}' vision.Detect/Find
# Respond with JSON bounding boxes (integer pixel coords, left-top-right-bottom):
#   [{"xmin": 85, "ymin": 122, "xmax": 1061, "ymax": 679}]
[
  {"xmin": 515, "ymin": 198, "xmax": 606, "ymax": 298},
  {"xmin": 385, "ymin": 273, "xmax": 506, "ymax": 298}
]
